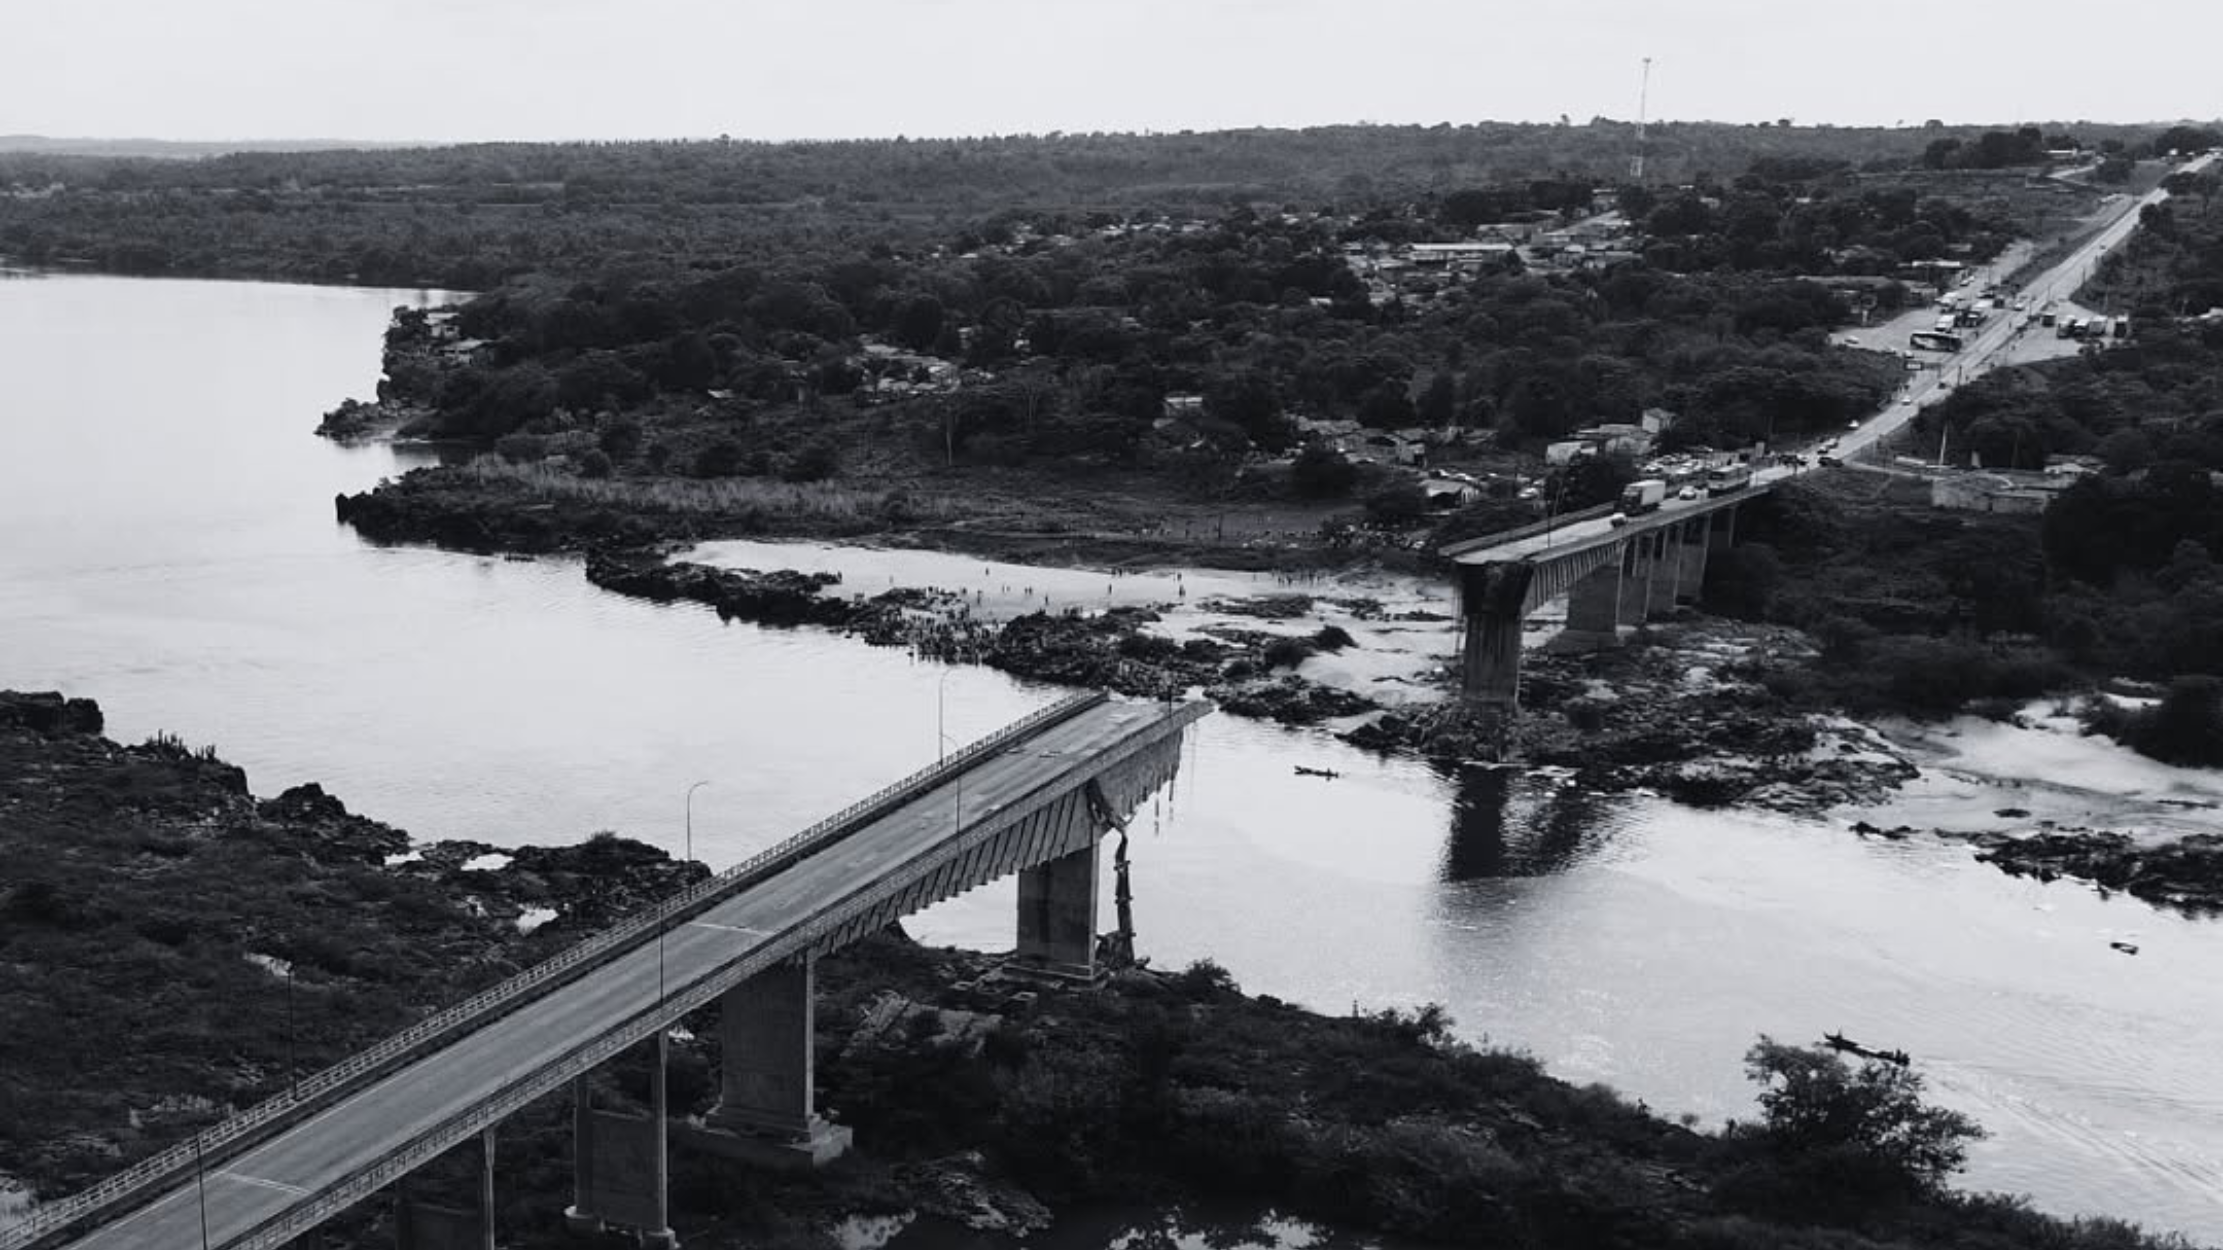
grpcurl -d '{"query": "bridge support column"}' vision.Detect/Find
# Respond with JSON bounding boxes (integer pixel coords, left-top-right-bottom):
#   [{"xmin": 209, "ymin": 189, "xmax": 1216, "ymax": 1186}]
[
  {"xmin": 1676, "ymin": 517, "xmax": 1710, "ymax": 604},
  {"xmin": 1459, "ymin": 611, "xmax": 1524, "ymax": 706},
  {"xmin": 1015, "ymin": 841, "xmax": 1101, "ymax": 979},
  {"xmin": 562, "ymin": 1078, "xmax": 603, "ymax": 1235},
  {"xmin": 694, "ymin": 957, "xmax": 851, "ymax": 1169},
  {"xmin": 1456, "ymin": 563, "xmax": 1533, "ymax": 713},
  {"xmin": 480, "ymin": 1127, "xmax": 497, "ymax": 1250},
  {"xmin": 1558, "ymin": 563, "xmax": 1622, "ymax": 650},
  {"xmin": 1617, "ymin": 536, "xmax": 1654, "ymax": 626},
  {"xmin": 645, "ymin": 1033, "xmax": 675, "ymax": 1249},
  {"xmin": 1646, "ymin": 528, "xmax": 1680, "ymax": 614},
  {"xmin": 1709, "ymin": 504, "xmax": 1737, "ymax": 552}
]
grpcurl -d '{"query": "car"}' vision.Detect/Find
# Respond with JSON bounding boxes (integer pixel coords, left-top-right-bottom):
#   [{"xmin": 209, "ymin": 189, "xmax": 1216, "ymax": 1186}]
[
  {"xmin": 1676, "ymin": 485, "xmax": 1701, "ymax": 501},
  {"xmin": 1847, "ymin": 420, "xmax": 1860, "ymax": 430},
  {"xmin": 1818, "ymin": 455, "xmax": 1842, "ymax": 467},
  {"xmin": 1608, "ymin": 512, "xmax": 1631, "ymax": 527}
]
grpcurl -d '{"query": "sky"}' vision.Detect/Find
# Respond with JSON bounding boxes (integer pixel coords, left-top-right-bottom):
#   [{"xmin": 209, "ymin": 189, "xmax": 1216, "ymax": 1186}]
[{"xmin": 5, "ymin": 0, "xmax": 2217, "ymax": 144}]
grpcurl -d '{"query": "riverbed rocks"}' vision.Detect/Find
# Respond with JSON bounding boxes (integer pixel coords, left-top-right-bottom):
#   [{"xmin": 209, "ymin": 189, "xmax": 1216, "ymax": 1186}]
[
  {"xmin": 1967, "ymin": 827, "xmax": 2223, "ymax": 914},
  {"xmin": 255, "ymin": 782, "xmax": 411, "ymax": 864},
  {"xmin": 336, "ymin": 471, "xmax": 674, "ymax": 553},
  {"xmin": 314, "ymin": 397, "xmax": 428, "ymax": 442},
  {"xmin": 586, "ymin": 552, "xmax": 858, "ymax": 627},
  {"xmin": 0, "ymin": 691, "xmax": 104, "ymax": 736}
]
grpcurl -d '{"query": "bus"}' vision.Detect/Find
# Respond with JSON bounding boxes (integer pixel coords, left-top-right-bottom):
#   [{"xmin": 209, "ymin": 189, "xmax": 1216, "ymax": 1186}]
[
  {"xmin": 1910, "ymin": 329, "xmax": 1963, "ymax": 352},
  {"xmin": 1705, "ymin": 465, "xmax": 1754, "ymax": 496}
]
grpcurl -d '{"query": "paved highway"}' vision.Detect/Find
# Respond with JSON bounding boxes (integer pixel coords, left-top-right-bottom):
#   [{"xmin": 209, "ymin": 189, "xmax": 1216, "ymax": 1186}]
[
  {"xmin": 1461, "ymin": 154, "xmax": 2221, "ymax": 566},
  {"xmin": 1838, "ymin": 152, "xmax": 2217, "ymax": 465},
  {"xmin": 60, "ymin": 700, "xmax": 1185, "ymax": 1250}
]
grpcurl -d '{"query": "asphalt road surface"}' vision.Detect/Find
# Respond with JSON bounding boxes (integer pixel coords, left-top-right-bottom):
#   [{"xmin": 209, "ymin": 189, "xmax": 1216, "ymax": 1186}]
[
  {"xmin": 60, "ymin": 700, "xmax": 1183, "ymax": 1250},
  {"xmin": 1838, "ymin": 153, "xmax": 2216, "ymax": 465}
]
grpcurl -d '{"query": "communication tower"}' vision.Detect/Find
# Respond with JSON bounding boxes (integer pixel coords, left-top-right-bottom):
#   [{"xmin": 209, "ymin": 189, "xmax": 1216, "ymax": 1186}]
[{"xmin": 1630, "ymin": 57, "xmax": 1654, "ymax": 183}]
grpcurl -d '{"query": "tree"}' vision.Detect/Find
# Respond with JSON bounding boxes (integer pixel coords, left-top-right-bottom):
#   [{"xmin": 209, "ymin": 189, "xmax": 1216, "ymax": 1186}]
[
  {"xmin": 1290, "ymin": 445, "xmax": 1358, "ymax": 498},
  {"xmin": 893, "ymin": 293, "xmax": 945, "ymax": 351},
  {"xmin": 1362, "ymin": 481, "xmax": 1430, "ymax": 528},
  {"xmin": 2125, "ymin": 675, "xmax": 2223, "ymax": 766},
  {"xmin": 1742, "ymin": 1036, "xmax": 1984, "ymax": 1195}
]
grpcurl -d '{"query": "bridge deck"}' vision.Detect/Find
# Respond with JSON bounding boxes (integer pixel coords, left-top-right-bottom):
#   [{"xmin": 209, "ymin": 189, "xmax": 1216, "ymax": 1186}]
[
  {"xmin": 55, "ymin": 698, "xmax": 1202, "ymax": 1250},
  {"xmin": 1451, "ymin": 484, "xmax": 1764, "ymax": 566}
]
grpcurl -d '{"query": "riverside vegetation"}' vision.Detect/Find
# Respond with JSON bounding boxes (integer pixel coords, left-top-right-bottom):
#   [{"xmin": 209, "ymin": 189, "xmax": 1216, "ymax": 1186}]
[
  {"xmin": 0, "ymin": 692, "xmax": 2203, "ymax": 1250},
  {"xmin": 295, "ymin": 125, "xmax": 2223, "ymax": 914}
]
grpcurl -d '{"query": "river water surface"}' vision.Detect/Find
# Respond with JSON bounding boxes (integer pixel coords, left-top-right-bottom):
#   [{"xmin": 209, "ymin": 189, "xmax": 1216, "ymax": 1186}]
[{"xmin": 2, "ymin": 273, "xmax": 2219, "ymax": 1242}]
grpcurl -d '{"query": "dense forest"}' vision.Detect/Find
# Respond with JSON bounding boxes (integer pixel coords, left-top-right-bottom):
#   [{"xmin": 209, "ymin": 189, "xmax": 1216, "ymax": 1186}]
[
  {"xmin": 0, "ymin": 119, "xmax": 2163, "ymax": 289},
  {"xmin": 383, "ymin": 205, "xmax": 1900, "ymax": 479}
]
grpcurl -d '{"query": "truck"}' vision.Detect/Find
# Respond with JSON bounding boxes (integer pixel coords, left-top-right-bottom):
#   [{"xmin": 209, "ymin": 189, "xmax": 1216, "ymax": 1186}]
[{"xmin": 1614, "ymin": 479, "xmax": 1668, "ymax": 520}]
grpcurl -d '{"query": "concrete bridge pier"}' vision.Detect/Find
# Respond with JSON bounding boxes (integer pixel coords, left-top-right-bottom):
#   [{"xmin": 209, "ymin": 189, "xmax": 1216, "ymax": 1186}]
[
  {"xmin": 1616, "ymin": 534, "xmax": 1657, "ymax": 627},
  {"xmin": 1558, "ymin": 562, "xmax": 1622, "ymax": 650},
  {"xmin": 1455, "ymin": 562, "xmax": 1536, "ymax": 710},
  {"xmin": 1675, "ymin": 516, "xmax": 1711, "ymax": 605},
  {"xmin": 694, "ymin": 956, "xmax": 852, "ymax": 1169},
  {"xmin": 1015, "ymin": 841, "xmax": 1102, "ymax": 979},
  {"xmin": 393, "ymin": 1127, "xmax": 498, "ymax": 1250},
  {"xmin": 1646, "ymin": 527, "xmax": 1682, "ymax": 615},
  {"xmin": 564, "ymin": 1054, "xmax": 680, "ymax": 1246},
  {"xmin": 562, "ymin": 1079, "xmax": 602, "ymax": 1236}
]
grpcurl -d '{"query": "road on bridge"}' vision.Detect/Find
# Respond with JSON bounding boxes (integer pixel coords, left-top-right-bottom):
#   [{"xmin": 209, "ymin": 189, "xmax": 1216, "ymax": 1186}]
[{"xmin": 59, "ymin": 700, "xmax": 1184, "ymax": 1250}]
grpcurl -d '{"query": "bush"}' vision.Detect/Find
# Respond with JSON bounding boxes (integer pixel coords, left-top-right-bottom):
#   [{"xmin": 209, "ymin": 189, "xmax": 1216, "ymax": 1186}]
[
  {"xmin": 493, "ymin": 433, "xmax": 547, "ymax": 464},
  {"xmin": 1291, "ymin": 446, "xmax": 1358, "ymax": 498},
  {"xmin": 577, "ymin": 449, "xmax": 614, "ymax": 479},
  {"xmin": 1312, "ymin": 625, "xmax": 1356, "ymax": 652},
  {"xmin": 1740, "ymin": 1036, "xmax": 1983, "ymax": 1197},
  {"xmin": 693, "ymin": 439, "xmax": 746, "ymax": 478},
  {"xmin": 2113, "ymin": 675, "xmax": 2223, "ymax": 766},
  {"xmin": 1362, "ymin": 482, "xmax": 1430, "ymax": 528},
  {"xmin": 781, "ymin": 439, "xmax": 841, "ymax": 483}
]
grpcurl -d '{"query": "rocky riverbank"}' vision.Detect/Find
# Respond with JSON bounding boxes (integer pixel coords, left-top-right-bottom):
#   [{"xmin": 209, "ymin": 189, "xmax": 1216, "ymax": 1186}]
[
  {"xmin": 3, "ymin": 690, "xmax": 2203, "ymax": 1250},
  {"xmin": 1850, "ymin": 820, "xmax": 2223, "ymax": 916}
]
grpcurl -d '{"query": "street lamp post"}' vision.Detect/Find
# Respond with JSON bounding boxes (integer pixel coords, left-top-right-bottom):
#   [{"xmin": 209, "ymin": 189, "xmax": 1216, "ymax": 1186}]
[
  {"xmin": 193, "ymin": 1133, "xmax": 211, "ymax": 1250},
  {"xmin": 285, "ymin": 963, "xmax": 297, "ymax": 1100},
  {"xmin": 683, "ymin": 780, "xmax": 709, "ymax": 868},
  {"xmin": 936, "ymin": 668, "xmax": 959, "ymax": 763}
]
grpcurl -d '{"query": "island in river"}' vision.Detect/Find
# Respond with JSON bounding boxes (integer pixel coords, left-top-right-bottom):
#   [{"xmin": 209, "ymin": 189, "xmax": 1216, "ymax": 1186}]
[{"xmin": 0, "ymin": 690, "xmax": 2202, "ymax": 1250}]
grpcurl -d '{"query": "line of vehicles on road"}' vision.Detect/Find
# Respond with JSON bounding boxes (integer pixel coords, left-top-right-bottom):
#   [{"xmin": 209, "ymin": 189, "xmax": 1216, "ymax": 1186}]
[{"xmin": 1609, "ymin": 463, "xmax": 1755, "ymax": 525}]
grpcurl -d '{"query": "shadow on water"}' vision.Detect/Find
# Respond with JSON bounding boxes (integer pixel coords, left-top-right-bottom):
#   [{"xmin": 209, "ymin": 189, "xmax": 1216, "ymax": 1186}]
[{"xmin": 1440, "ymin": 763, "xmax": 1620, "ymax": 881}]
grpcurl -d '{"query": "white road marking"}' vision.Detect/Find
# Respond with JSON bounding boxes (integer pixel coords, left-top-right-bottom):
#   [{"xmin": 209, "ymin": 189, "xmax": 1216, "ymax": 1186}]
[
  {"xmin": 218, "ymin": 1171, "xmax": 309, "ymax": 1197},
  {"xmin": 687, "ymin": 921, "xmax": 770, "ymax": 936}
]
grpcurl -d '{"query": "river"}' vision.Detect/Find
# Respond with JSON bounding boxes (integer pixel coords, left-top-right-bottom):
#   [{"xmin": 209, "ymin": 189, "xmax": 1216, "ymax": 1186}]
[{"xmin": 1, "ymin": 273, "xmax": 2218, "ymax": 1242}]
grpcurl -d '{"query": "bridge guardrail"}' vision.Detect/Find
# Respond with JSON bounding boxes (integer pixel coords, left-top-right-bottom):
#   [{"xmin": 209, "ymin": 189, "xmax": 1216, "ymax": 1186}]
[
  {"xmin": 1438, "ymin": 502, "xmax": 1617, "ymax": 559},
  {"xmin": 223, "ymin": 695, "xmax": 1210, "ymax": 1250},
  {"xmin": 4, "ymin": 689, "xmax": 1108, "ymax": 1250}
]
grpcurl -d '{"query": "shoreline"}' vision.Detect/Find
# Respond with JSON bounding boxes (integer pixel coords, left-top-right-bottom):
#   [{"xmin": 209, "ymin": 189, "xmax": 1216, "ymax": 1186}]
[
  {"xmin": 330, "ymin": 468, "xmax": 2223, "ymax": 914},
  {"xmin": 1, "ymin": 690, "xmax": 2207, "ymax": 1250}
]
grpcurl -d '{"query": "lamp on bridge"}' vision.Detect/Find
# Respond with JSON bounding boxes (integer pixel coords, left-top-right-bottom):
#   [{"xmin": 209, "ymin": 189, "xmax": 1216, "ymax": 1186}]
[
  {"xmin": 684, "ymin": 780, "xmax": 709, "ymax": 868},
  {"xmin": 936, "ymin": 667, "xmax": 959, "ymax": 763}
]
